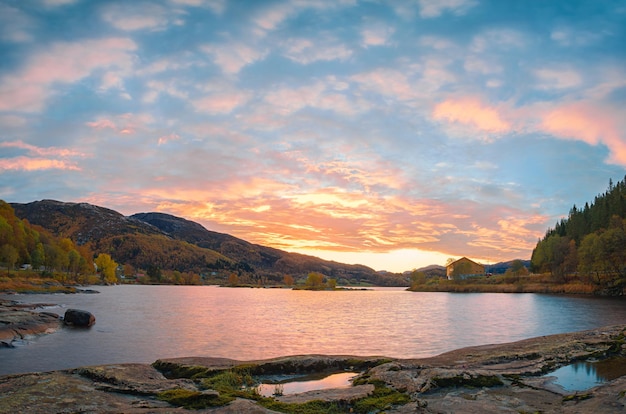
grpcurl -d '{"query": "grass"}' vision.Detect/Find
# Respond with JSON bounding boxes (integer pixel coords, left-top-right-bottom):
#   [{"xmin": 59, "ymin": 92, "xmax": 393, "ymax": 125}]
[
  {"xmin": 0, "ymin": 276, "xmax": 78, "ymax": 293},
  {"xmin": 152, "ymin": 362, "xmax": 414, "ymax": 413}
]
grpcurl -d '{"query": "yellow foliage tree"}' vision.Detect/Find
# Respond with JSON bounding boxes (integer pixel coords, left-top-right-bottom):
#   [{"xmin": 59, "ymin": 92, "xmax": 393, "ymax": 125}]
[{"xmin": 95, "ymin": 253, "xmax": 118, "ymax": 284}]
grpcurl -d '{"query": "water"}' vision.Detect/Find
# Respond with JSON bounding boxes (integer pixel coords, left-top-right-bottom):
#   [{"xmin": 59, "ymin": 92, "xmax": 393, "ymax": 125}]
[
  {"xmin": 257, "ymin": 372, "xmax": 358, "ymax": 397},
  {"xmin": 546, "ymin": 357, "xmax": 626, "ymax": 392},
  {"xmin": 1, "ymin": 286, "xmax": 626, "ymax": 376}
]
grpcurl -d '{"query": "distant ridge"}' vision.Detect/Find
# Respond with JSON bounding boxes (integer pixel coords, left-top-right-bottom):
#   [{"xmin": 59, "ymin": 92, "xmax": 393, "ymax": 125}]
[{"xmin": 11, "ymin": 200, "xmax": 407, "ymax": 286}]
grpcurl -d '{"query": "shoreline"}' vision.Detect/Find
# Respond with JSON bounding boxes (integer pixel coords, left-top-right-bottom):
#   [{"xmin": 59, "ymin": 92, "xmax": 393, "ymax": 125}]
[{"xmin": 1, "ymin": 324, "xmax": 625, "ymax": 413}]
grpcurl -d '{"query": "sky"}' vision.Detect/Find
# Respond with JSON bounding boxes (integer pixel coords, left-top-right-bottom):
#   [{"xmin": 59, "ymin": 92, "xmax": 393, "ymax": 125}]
[{"xmin": 1, "ymin": 0, "xmax": 625, "ymax": 273}]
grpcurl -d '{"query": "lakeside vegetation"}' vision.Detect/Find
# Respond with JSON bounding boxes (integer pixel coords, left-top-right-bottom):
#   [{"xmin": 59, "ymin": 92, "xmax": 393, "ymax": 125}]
[{"xmin": 3, "ymin": 177, "xmax": 626, "ymax": 296}]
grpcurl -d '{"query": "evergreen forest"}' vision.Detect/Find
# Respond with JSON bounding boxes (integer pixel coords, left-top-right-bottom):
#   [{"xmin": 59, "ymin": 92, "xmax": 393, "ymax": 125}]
[{"xmin": 531, "ymin": 176, "xmax": 626, "ymax": 294}]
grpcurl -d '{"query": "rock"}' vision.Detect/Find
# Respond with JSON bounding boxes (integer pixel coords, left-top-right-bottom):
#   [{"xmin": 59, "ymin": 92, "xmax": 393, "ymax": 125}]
[
  {"xmin": 1, "ymin": 325, "xmax": 625, "ymax": 413},
  {"xmin": 63, "ymin": 309, "xmax": 95, "ymax": 327},
  {"xmin": 0, "ymin": 307, "xmax": 61, "ymax": 345}
]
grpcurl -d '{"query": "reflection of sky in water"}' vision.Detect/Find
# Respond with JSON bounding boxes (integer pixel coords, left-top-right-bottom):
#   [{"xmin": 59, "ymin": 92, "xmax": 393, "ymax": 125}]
[
  {"xmin": 548, "ymin": 358, "xmax": 626, "ymax": 392},
  {"xmin": 258, "ymin": 372, "xmax": 357, "ymax": 397}
]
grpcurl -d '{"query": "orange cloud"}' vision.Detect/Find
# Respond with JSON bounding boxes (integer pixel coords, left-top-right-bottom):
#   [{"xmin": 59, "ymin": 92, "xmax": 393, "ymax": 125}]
[
  {"xmin": 433, "ymin": 98, "xmax": 510, "ymax": 135},
  {"xmin": 542, "ymin": 102, "xmax": 626, "ymax": 165},
  {"xmin": 0, "ymin": 157, "xmax": 80, "ymax": 171}
]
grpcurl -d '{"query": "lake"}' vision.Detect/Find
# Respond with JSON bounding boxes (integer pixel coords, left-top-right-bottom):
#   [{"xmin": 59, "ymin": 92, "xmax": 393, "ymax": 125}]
[{"xmin": 1, "ymin": 286, "xmax": 626, "ymax": 376}]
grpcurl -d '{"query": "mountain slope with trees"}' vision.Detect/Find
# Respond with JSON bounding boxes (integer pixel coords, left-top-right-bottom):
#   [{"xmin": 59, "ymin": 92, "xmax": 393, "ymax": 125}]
[
  {"xmin": 531, "ymin": 176, "xmax": 626, "ymax": 295},
  {"xmin": 10, "ymin": 200, "xmax": 404, "ymax": 286}
]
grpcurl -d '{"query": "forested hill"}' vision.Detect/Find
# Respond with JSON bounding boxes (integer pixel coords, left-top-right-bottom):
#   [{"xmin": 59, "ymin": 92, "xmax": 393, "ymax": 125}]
[
  {"xmin": 9, "ymin": 200, "xmax": 405, "ymax": 286},
  {"xmin": 531, "ymin": 176, "xmax": 626, "ymax": 294}
]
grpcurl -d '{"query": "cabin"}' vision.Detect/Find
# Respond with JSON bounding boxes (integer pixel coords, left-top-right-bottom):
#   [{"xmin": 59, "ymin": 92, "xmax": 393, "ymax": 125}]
[{"xmin": 446, "ymin": 257, "xmax": 485, "ymax": 280}]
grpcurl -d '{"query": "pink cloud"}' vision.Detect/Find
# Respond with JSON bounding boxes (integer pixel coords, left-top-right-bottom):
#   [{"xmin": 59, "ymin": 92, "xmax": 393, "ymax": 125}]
[
  {"xmin": 417, "ymin": 0, "xmax": 477, "ymax": 18},
  {"xmin": 0, "ymin": 37, "xmax": 136, "ymax": 112},
  {"xmin": 85, "ymin": 113, "xmax": 154, "ymax": 135},
  {"xmin": 0, "ymin": 140, "xmax": 85, "ymax": 158},
  {"xmin": 201, "ymin": 43, "xmax": 267, "ymax": 75},
  {"xmin": 0, "ymin": 157, "xmax": 80, "ymax": 172},
  {"xmin": 101, "ymin": 3, "xmax": 170, "ymax": 31},
  {"xmin": 432, "ymin": 98, "xmax": 511, "ymax": 135},
  {"xmin": 541, "ymin": 102, "xmax": 626, "ymax": 165},
  {"xmin": 193, "ymin": 91, "xmax": 251, "ymax": 114}
]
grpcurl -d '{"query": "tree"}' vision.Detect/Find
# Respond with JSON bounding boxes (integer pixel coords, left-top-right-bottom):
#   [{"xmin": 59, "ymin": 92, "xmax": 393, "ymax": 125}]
[
  {"xmin": 95, "ymin": 253, "xmax": 118, "ymax": 284},
  {"xmin": 327, "ymin": 278, "xmax": 337, "ymax": 289},
  {"xmin": 410, "ymin": 270, "xmax": 426, "ymax": 286},
  {"xmin": 0, "ymin": 244, "xmax": 18, "ymax": 275},
  {"xmin": 306, "ymin": 272, "xmax": 325, "ymax": 288},
  {"xmin": 67, "ymin": 249, "xmax": 81, "ymax": 278},
  {"xmin": 228, "ymin": 273, "xmax": 239, "ymax": 286},
  {"xmin": 283, "ymin": 274, "xmax": 294, "ymax": 286}
]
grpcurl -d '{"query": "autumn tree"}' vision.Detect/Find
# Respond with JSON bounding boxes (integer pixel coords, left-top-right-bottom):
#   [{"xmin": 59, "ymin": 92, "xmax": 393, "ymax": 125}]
[
  {"xmin": 95, "ymin": 253, "xmax": 118, "ymax": 284},
  {"xmin": 228, "ymin": 273, "xmax": 239, "ymax": 286},
  {"xmin": 0, "ymin": 244, "xmax": 18, "ymax": 275},
  {"xmin": 305, "ymin": 272, "xmax": 326, "ymax": 289},
  {"xmin": 283, "ymin": 274, "xmax": 294, "ymax": 286}
]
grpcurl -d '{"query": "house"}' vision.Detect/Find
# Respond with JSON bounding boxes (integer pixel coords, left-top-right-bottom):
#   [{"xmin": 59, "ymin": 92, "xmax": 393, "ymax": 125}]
[{"xmin": 446, "ymin": 257, "xmax": 485, "ymax": 280}]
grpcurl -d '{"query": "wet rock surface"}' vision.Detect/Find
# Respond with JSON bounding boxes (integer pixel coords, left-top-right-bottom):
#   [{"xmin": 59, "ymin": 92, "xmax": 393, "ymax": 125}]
[
  {"xmin": 0, "ymin": 324, "xmax": 625, "ymax": 413},
  {"xmin": 0, "ymin": 300, "xmax": 61, "ymax": 347}
]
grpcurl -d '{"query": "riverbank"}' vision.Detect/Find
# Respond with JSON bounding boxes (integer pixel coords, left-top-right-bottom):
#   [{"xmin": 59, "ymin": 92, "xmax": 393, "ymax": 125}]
[{"xmin": 1, "ymin": 324, "xmax": 625, "ymax": 413}]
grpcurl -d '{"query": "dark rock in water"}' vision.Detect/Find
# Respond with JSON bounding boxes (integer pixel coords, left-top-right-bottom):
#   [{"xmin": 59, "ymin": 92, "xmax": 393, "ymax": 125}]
[{"xmin": 63, "ymin": 309, "xmax": 95, "ymax": 327}]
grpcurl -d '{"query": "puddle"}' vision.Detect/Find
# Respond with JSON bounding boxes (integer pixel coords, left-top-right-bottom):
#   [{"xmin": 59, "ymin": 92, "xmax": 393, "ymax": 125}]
[
  {"xmin": 545, "ymin": 357, "xmax": 626, "ymax": 392},
  {"xmin": 257, "ymin": 372, "xmax": 358, "ymax": 397}
]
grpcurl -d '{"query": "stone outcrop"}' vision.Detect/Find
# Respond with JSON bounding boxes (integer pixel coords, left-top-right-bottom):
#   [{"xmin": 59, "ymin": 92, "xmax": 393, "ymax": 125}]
[
  {"xmin": 0, "ymin": 325, "xmax": 625, "ymax": 413},
  {"xmin": 63, "ymin": 308, "xmax": 95, "ymax": 327},
  {"xmin": 0, "ymin": 301, "xmax": 61, "ymax": 347}
]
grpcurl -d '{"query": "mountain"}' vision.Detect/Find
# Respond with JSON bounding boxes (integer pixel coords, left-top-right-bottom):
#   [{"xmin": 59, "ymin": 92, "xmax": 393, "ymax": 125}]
[
  {"xmin": 11, "ymin": 200, "xmax": 403, "ymax": 285},
  {"xmin": 414, "ymin": 264, "xmax": 446, "ymax": 278}
]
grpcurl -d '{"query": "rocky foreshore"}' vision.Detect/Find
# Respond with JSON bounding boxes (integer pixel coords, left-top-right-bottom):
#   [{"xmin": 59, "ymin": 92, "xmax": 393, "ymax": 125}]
[
  {"xmin": 0, "ymin": 323, "xmax": 625, "ymax": 413},
  {"xmin": 0, "ymin": 300, "xmax": 62, "ymax": 347}
]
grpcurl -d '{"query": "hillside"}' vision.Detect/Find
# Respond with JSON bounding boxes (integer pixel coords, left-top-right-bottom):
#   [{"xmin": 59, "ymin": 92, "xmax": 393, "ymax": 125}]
[
  {"xmin": 531, "ymin": 176, "xmax": 626, "ymax": 294},
  {"xmin": 11, "ymin": 200, "xmax": 403, "ymax": 285}
]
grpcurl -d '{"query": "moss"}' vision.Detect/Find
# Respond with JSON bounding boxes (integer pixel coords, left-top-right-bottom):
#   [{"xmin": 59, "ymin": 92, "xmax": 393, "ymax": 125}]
[
  {"xmin": 432, "ymin": 374, "xmax": 503, "ymax": 389},
  {"xmin": 562, "ymin": 393, "xmax": 593, "ymax": 402},
  {"xmin": 152, "ymin": 360, "xmax": 214, "ymax": 379},
  {"xmin": 351, "ymin": 383, "xmax": 410, "ymax": 413},
  {"xmin": 201, "ymin": 369, "xmax": 258, "ymax": 399},
  {"xmin": 260, "ymin": 399, "xmax": 345, "ymax": 414},
  {"xmin": 157, "ymin": 388, "xmax": 234, "ymax": 409}
]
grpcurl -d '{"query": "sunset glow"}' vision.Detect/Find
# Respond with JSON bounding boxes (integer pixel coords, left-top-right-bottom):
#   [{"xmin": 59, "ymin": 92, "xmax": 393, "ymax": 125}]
[{"xmin": 1, "ymin": 0, "xmax": 625, "ymax": 272}]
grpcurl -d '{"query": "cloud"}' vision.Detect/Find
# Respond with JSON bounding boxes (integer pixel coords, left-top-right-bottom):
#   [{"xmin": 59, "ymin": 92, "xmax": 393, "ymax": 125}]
[
  {"xmin": 361, "ymin": 24, "xmax": 395, "ymax": 47},
  {"xmin": 541, "ymin": 102, "xmax": 626, "ymax": 165},
  {"xmin": 86, "ymin": 113, "xmax": 154, "ymax": 136},
  {"xmin": 471, "ymin": 29, "xmax": 526, "ymax": 53},
  {"xmin": 170, "ymin": 0, "xmax": 226, "ymax": 14},
  {"xmin": 0, "ymin": 4, "xmax": 35, "ymax": 42},
  {"xmin": 201, "ymin": 42, "xmax": 268, "ymax": 75},
  {"xmin": 263, "ymin": 79, "xmax": 361, "ymax": 116},
  {"xmin": 0, "ymin": 37, "xmax": 137, "ymax": 112},
  {"xmin": 0, "ymin": 141, "xmax": 85, "ymax": 172},
  {"xmin": 282, "ymin": 37, "xmax": 352, "ymax": 64},
  {"xmin": 0, "ymin": 157, "xmax": 80, "ymax": 172},
  {"xmin": 417, "ymin": 0, "xmax": 478, "ymax": 18},
  {"xmin": 101, "ymin": 3, "xmax": 171, "ymax": 31},
  {"xmin": 432, "ymin": 98, "xmax": 511, "ymax": 137},
  {"xmin": 193, "ymin": 89, "xmax": 252, "ymax": 114},
  {"xmin": 534, "ymin": 67, "xmax": 582, "ymax": 90},
  {"xmin": 42, "ymin": 0, "xmax": 78, "ymax": 6}
]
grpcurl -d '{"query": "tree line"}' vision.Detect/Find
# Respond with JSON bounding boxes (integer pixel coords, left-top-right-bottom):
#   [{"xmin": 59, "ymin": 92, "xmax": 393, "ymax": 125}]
[{"xmin": 531, "ymin": 177, "xmax": 626, "ymax": 294}]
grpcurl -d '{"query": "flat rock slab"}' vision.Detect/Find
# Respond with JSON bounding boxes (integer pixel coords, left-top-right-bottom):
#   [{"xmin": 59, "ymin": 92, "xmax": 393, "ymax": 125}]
[{"xmin": 0, "ymin": 308, "xmax": 61, "ymax": 345}]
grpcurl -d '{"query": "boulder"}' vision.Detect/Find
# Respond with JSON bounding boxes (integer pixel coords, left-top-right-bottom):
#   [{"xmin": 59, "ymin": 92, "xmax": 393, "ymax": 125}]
[{"xmin": 63, "ymin": 309, "xmax": 95, "ymax": 327}]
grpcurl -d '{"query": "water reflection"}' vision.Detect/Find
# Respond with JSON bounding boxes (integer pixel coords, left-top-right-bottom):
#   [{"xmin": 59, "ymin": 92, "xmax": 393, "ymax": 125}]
[
  {"xmin": 548, "ymin": 357, "xmax": 626, "ymax": 392},
  {"xmin": 2, "ymin": 286, "xmax": 626, "ymax": 376},
  {"xmin": 257, "ymin": 372, "xmax": 357, "ymax": 397}
]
